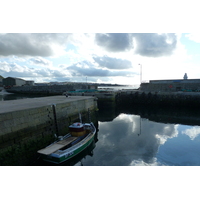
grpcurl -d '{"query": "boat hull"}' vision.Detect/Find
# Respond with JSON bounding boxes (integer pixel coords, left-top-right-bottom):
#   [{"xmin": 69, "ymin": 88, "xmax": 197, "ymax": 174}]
[{"xmin": 41, "ymin": 131, "xmax": 95, "ymax": 164}]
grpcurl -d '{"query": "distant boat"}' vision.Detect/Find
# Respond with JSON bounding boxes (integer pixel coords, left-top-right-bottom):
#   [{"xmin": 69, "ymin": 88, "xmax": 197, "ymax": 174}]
[{"xmin": 37, "ymin": 119, "xmax": 96, "ymax": 164}]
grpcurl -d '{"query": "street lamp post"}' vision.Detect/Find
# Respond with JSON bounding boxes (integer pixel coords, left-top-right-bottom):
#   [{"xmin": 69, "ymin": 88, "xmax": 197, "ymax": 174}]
[{"xmin": 138, "ymin": 64, "xmax": 142, "ymax": 84}]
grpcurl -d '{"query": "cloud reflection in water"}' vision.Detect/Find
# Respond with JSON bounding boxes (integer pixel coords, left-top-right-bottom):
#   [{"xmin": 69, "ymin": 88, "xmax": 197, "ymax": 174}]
[
  {"xmin": 81, "ymin": 112, "xmax": 200, "ymax": 166},
  {"xmin": 92, "ymin": 114, "xmax": 180, "ymax": 166}
]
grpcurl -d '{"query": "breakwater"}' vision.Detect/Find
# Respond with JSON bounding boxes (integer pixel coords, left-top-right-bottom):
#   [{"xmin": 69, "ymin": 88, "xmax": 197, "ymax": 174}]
[
  {"xmin": 0, "ymin": 96, "xmax": 98, "ymax": 165},
  {"xmin": 115, "ymin": 90, "xmax": 200, "ymax": 108}
]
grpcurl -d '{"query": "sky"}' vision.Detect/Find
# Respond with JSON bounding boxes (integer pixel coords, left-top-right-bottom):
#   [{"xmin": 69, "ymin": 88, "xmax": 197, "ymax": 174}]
[
  {"xmin": 1, "ymin": 1, "xmax": 200, "ymax": 88},
  {"xmin": 1, "ymin": 33, "xmax": 200, "ymax": 87}
]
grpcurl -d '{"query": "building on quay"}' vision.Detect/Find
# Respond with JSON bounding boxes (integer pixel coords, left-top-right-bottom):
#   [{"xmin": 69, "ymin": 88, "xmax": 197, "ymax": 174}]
[
  {"xmin": 0, "ymin": 75, "xmax": 4, "ymax": 87},
  {"xmin": 140, "ymin": 74, "xmax": 200, "ymax": 92},
  {"xmin": 3, "ymin": 77, "xmax": 34, "ymax": 87}
]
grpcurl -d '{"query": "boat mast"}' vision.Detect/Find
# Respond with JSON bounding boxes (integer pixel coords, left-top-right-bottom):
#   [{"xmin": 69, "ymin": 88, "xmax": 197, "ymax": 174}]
[
  {"xmin": 52, "ymin": 104, "xmax": 59, "ymax": 137},
  {"xmin": 79, "ymin": 113, "xmax": 82, "ymax": 123}
]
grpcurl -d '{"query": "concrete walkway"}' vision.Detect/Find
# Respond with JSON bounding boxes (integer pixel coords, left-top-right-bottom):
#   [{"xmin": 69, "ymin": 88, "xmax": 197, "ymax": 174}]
[{"xmin": 0, "ymin": 96, "xmax": 94, "ymax": 114}]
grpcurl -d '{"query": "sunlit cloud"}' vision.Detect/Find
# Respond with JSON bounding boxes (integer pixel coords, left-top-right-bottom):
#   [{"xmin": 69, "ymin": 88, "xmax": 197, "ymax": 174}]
[
  {"xmin": 186, "ymin": 33, "xmax": 200, "ymax": 43},
  {"xmin": 129, "ymin": 158, "xmax": 164, "ymax": 166},
  {"xmin": 182, "ymin": 126, "xmax": 200, "ymax": 140},
  {"xmin": 155, "ymin": 124, "xmax": 179, "ymax": 145}
]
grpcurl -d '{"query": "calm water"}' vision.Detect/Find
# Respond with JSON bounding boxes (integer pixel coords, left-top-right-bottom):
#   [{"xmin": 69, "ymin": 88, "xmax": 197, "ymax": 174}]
[
  {"xmin": 58, "ymin": 102, "xmax": 200, "ymax": 166},
  {"xmin": 2, "ymin": 91, "xmax": 200, "ymax": 166},
  {"xmin": 74, "ymin": 112, "xmax": 200, "ymax": 166}
]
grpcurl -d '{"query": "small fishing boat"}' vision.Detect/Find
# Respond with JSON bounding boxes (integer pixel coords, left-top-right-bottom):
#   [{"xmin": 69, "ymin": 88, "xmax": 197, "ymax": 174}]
[{"xmin": 37, "ymin": 119, "xmax": 96, "ymax": 164}]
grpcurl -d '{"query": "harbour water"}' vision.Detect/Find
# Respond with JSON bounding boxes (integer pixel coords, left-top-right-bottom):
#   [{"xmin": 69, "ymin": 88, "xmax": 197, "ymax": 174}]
[
  {"xmin": 1, "ymin": 90, "xmax": 200, "ymax": 166},
  {"xmin": 69, "ymin": 104, "xmax": 200, "ymax": 166}
]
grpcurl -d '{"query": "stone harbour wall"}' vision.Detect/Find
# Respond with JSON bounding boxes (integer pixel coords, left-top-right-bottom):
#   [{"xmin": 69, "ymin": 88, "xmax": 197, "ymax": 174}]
[
  {"xmin": 115, "ymin": 90, "xmax": 200, "ymax": 108},
  {"xmin": 0, "ymin": 96, "xmax": 98, "ymax": 148}
]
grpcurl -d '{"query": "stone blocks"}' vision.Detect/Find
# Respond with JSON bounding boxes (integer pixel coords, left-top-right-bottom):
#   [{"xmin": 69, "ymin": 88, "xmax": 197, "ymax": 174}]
[{"xmin": 0, "ymin": 96, "xmax": 97, "ymax": 147}]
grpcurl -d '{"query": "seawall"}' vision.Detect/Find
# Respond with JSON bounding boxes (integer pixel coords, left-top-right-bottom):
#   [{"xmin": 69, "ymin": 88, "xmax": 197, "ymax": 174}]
[
  {"xmin": 0, "ymin": 96, "xmax": 98, "ymax": 165},
  {"xmin": 116, "ymin": 90, "xmax": 200, "ymax": 108}
]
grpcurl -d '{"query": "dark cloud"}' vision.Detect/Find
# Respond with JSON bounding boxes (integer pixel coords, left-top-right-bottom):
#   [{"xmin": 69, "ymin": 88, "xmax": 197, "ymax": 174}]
[
  {"xmin": 95, "ymin": 33, "xmax": 177, "ymax": 57},
  {"xmin": 93, "ymin": 56, "xmax": 132, "ymax": 69},
  {"xmin": 133, "ymin": 33, "xmax": 177, "ymax": 57},
  {"xmin": 95, "ymin": 33, "xmax": 133, "ymax": 52},
  {"xmin": 0, "ymin": 33, "xmax": 70, "ymax": 57}
]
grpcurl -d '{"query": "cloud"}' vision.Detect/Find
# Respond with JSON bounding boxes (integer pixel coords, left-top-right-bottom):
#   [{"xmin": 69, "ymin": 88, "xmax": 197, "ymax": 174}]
[
  {"xmin": 67, "ymin": 59, "xmax": 136, "ymax": 77},
  {"xmin": 95, "ymin": 33, "xmax": 133, "ymax": 52},
  {"xmin": 67, "ymin": 62, "xmax": 110, "ymax": 77},
  {"xmin": 0, "ymin": 33, "xmax": 70, "ymax": 57},
  {"xmin": 182, "ymin": 126, "xmax": 200, "ymax": 140},
  {"xmin": 0, "ymin": 61, "xmax": 71, "ymax": 82},
  {"xmin": 95, "ymin": 33, "xmax": 177, "ymax": 57},
  {"xmin": 133, "ymin": 33, "xmax": 177, "ymax": 57},
  {"xmin": 186, "ymin": 33, "xmax": 200, "ymax": 43},
  {"xmin": 0, "ymin": 33, "xmax": 180, "ymax": 84},
  {"xmin": 92, "ymin": 56, "xmax": 133, "ymax": 69},
  {"xmin": 0, "ymin": 61, "xmax": 35, "ymax": 78},
  {"xmin": 29, "ymin": 57, "xmax": 52, "ymax": 66}
]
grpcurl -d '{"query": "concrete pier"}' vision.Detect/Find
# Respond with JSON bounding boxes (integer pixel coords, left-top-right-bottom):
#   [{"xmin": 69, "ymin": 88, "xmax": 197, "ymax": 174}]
[{"xmin": 0, "ymin": 96, "xmax": 97, "ymax": 148}]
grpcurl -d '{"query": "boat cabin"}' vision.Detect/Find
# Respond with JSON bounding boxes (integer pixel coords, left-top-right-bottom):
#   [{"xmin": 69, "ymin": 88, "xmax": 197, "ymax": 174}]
[{"xmin": 69, "ymin": 122, "xmax": 86, "ymax": 137}]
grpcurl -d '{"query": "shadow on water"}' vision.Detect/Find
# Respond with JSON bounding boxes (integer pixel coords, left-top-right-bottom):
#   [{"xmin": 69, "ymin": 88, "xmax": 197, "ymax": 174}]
[
  {"xmin": 115, "ymin": 101, "xmax": 200, "ymax": 126},
  {"xmin": 98, "ymin": 99, "xmax": 200, "ymax": 127}
]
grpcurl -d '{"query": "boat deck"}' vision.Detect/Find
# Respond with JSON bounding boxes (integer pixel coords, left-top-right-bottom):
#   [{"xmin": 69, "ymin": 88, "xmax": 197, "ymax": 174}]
[{"xmin": 37, "ymin": 137, "xmax": 77, "ymax": 155}]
